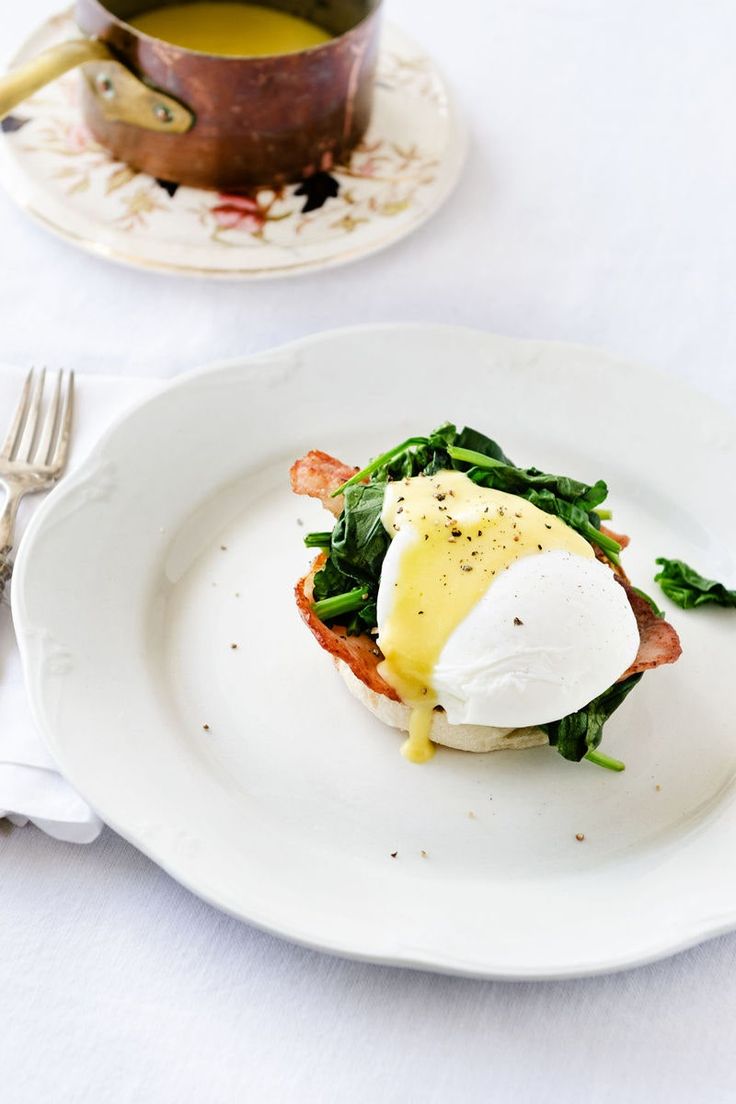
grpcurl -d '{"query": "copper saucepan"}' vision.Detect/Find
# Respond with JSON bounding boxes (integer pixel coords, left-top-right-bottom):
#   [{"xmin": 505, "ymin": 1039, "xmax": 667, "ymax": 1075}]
[{"xmin": 0, "ymin": 0, "xmax": 382, "ymax": 189}]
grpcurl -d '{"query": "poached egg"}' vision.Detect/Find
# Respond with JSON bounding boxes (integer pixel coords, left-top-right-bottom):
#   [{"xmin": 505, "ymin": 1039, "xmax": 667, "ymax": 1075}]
[{"xmin": 375, "ymin": 470, "xmax": 640, "ymax": 762}]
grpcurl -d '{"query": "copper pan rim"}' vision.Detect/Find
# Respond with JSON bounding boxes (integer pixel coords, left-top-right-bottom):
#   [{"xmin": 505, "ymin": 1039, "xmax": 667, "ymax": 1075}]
[{"xmin": 89, "ymin": 0, "xmax": 381, "ymax": 61}]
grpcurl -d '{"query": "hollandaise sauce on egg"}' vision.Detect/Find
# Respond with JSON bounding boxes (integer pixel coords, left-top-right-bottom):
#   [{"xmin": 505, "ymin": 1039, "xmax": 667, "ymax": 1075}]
[{"xmin": 376, "ymin": 471, "xmax": 640, "ymax": 764}]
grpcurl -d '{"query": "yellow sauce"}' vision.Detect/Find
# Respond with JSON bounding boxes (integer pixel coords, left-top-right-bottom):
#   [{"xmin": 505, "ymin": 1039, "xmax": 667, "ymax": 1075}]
[
  {"xmin": 378, "ymin": 471, "xmax": 594, "ymax": 763},
  {"xmin": 130, "ymin": 2, "xmax": 333, "ymax": 57}
]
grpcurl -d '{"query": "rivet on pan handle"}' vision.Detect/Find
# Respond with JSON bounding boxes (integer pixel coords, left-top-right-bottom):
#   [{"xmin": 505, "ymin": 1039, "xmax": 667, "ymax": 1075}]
[{"xmin": 82, "ymin": 58, "xmax": 193, "ymax": 132}]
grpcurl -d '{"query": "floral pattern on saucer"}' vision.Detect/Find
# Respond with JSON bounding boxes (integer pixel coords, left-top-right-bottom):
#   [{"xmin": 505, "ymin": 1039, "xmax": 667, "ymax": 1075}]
[{"xmin": 0, "ymin": 10, "xmax": 465, "ymax": 278}]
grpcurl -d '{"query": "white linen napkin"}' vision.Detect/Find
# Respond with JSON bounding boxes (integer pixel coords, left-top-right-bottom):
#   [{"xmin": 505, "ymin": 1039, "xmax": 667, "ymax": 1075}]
[{"xmin": 0, "ymin": 367, "xmax": 160, "ymax": 843}]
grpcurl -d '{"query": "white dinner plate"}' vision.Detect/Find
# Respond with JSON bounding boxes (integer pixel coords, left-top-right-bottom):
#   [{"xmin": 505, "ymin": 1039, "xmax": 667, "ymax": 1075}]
[{"xmin": 13, "ymin": 325, "xmax": 736, "ymax": 979}]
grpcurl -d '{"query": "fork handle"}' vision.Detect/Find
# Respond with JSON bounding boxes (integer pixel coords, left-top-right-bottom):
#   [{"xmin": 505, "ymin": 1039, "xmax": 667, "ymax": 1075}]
[
  {"xmin": 0, "ymin": 487, "xmax": 22, "ymax": 598},
  {"xmin": 0, "ymin": 551, "xmax": 11, "ymax": 598},
  {"xmin": 0, "ymin": 487, "xmax": 21, "ymax": 550}
]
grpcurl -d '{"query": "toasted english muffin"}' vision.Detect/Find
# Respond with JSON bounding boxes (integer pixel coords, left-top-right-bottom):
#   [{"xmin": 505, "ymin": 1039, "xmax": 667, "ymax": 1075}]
[{"xmin": 335, "ymin": 658, "xmax": 548, "ymax": 753}]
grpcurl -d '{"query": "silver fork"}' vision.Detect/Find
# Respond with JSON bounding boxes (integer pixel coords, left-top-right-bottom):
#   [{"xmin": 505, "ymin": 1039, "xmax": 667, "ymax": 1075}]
[{"xmin": 0, "ymin": 368, "xmax": 74, "ymax": 595}]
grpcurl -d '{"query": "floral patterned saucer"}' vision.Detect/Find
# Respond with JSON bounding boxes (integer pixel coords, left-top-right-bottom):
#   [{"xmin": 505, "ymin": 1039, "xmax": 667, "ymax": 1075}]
[{"xmin": 0, "ymin": 9, "xmax": 466, "ymax": 279}]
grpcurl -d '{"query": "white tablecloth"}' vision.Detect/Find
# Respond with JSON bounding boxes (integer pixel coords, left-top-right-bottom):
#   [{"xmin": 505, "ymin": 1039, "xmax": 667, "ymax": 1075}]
[{"xmin": 2, "ymin": 1, "xmax": 735, "ymax": 1100}]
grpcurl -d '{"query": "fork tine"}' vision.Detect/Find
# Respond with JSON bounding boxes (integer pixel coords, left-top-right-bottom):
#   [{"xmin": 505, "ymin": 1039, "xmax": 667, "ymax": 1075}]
[
  {"xmin": 0, "ymin": 369, "xmax": 34, "ymax": 460},
  {"xmin": 14, "ymin": 368, "xmax": 46, "ymax": 463},
  {"xmin": 34, "ymin": 370, "xmax": 63, "ymax": 468},
  {"xmin": 49, "ymin": 371, "xmax": 74, "ymax": 473}
]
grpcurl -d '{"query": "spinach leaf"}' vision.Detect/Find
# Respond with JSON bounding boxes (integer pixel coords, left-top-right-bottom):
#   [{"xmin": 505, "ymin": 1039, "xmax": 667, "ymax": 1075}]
[
  {"xmin": 311, "ymin": 550, "xmax": 378, "ymax": 634},
  {"xmin": 390, "ymin": 423, "xmax": 512, "ymax": 479},
  {"xmin": 525, "ymin": 490, "xmax": 620, "ymax": 561},
  {"xmin": 384, "ymin": 439, "xmax": 452, "ymax": 480},
  {"xmin": 312, "ymin": 555, "xmax": 353, "ymax": 603},
  {"xmin": 332, "ymin": 423, "xmax": 512, "ymax": 493},
  {"xmin": 541, "ymin": 673, "xmax": 643, "ymax": 769},
  {"xmin": 452, "ymin": 426, "xmax": 514, "ymax": 466},
  {"xmin": 346, "ymin": 599, "xmax": 378, "ymax": 635},
  {"xmin": 444, "ymin": 444, "xmax": 616, "ymax": 557},
  {"xmin": 304, "ymin": 530, "xmax": 332, "ymax": 549},
  {"xmin": 312, "ymin": 588, "xmax": 377, "ymax": 632},
  {"xmin": 654, "ymin": 557, "xmax": 736, "ymax": 609},
  {"xmin": 331, "ymin": 482, "xmax": 390, "ymax": 586},
  {"xmin": 310, "ymin": 482, "xmax": 387, "ymax": 635},
  {"xmin": 448, "ymin": 446, "xmax": 608, "ymax": 511},
  {"xmin": 333, "ymin": 435, "xmax": 434, "ymax": 493}
]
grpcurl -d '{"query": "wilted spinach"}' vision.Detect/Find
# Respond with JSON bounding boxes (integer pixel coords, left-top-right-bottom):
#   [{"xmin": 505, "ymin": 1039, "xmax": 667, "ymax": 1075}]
[
  {"xmin": 302, "ymin": 421, "xmax": 646, "ymax": 770},
  {"xmin": 654, "ymin": 557, "xmax": 736, "ymax": 610},
  {"xmin": 331, "ymin": 425, "xmax": 619, "ymax": 560},
  {"xmin": 307, "ymin": 422, "xmax": 621, "ymax": 633},
  {"xmin": 330, "ymin": 483, "xmax": 390, "ymax": 585},
  {"xmin": 541, "ymin": 674, "xmax": 643, "ymax": 770},
  {"xmin": 309, "ymin": 483, "xmax": 387, "ymax": 633}
]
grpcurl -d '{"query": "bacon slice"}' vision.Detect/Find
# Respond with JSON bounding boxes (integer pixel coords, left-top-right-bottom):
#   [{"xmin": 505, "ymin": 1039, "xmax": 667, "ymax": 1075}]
[
  {"xmin": 600, "ymin": 524, "xmax": 630, "ymax": 551},
  {"xmin": 595, "ymin": 528, "xmax": 682, "ymax": 677},
  {"xmin": 292, "ymin": 450, "xmax": 682, "ymax": 702},
  {"xmin": 295, "ymin": 554, "xmax": 400, "ymax": 700},
  {"xmin": 619, "ymin": 580, "xmax": 682, "ymax": 677},
  {"xmin": 290, "ymin": 450, "xmax": 358, "ymax": 518}
]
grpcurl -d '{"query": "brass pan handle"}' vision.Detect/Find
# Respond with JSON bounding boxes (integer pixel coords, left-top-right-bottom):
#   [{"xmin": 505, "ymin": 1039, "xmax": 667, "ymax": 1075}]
[
  {"xmin": 0, "ymin": 39, "xmax": 109, "ymax": 118},
  {"xmin": 0, "ymin": 39, "xmax": 194, "ymax": 133}
]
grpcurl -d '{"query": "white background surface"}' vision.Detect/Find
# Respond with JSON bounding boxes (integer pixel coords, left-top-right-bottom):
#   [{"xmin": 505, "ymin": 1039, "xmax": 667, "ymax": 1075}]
[{"xmin": 1, "ymin": 1, "xmax": 735, "ymax": 1101}]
